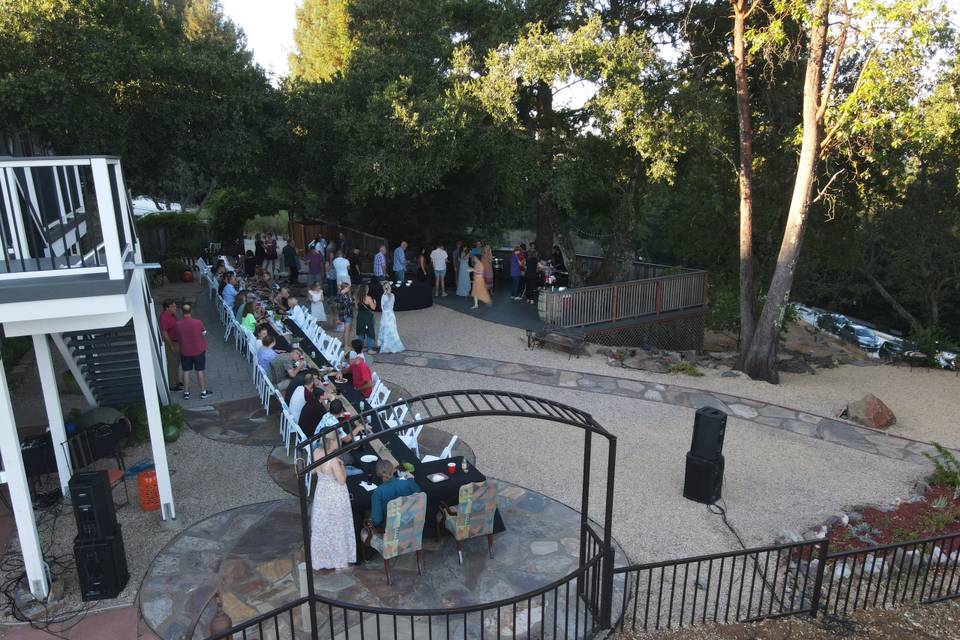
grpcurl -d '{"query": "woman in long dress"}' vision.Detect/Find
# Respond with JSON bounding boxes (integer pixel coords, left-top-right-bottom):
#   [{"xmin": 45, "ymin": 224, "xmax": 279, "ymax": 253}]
[
  {"xmin": 456, "ymin": 247, "xmax": 471, "ymax": 296},
  {"xmin": 482, "ymin": 245, "xmax": 494, "ymax": 291},
  {"xmin": 310, "ymin": 433, "xmax": 356, "ymax": 570},
  {"xmin": 470, "ymin": 256, "xmax": 492, "ymax": 309},
  {"xmin": 308, "ymin": 282, "xmax": 326, "ymax": 322},
  {"xmin": 378, "ymin": 284, "xmax": 406, "ymax": 353}
]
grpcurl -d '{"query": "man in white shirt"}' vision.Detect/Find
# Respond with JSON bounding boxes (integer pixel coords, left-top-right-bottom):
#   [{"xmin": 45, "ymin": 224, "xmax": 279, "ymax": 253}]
[
  {"xmin": 332, "ymin": 250, "xmax": 351, "ymax": 285},
  {"xmin": 288, "ymin": 373, "xmax": 317, "ymax": 423},
  {"xmin": 429, "ymin": 243, "xmax": 448, "ymax": 297}
]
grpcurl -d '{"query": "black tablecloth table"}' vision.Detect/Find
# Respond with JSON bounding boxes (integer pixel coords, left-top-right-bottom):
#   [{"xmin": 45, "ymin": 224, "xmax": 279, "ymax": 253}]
[
  {"xmin": 278, "ymin": 316, "xmax": 505, "ymax": 562},
  {"xmin": 367, "ymin": 279, "xmax": 432, "ymax": 312},
  {"xmin": 345, "ymin": 456, "xmax": 506, "ymax": 562}
]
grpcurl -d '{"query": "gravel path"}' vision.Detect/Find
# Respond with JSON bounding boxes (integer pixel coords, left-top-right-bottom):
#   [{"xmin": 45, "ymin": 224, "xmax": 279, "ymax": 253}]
[
  {"xmin": 372, "ymin": 361, "xmax": 927, "ymax": 565},
  {"xmin": 384, "ymin": 304, "xmax": 960, "ymax": 449}
]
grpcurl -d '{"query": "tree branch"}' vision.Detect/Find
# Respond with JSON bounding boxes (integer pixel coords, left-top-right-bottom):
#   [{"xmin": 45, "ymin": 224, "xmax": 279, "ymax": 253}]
[
  {"xmin": 859, "ymin": 265, "xmax": 922, "ymax": 333},
  {"xmin": 812, "ymin": 168, "xmax": 845, "ymax": 202},
  {"xmin": 817, "ymin": 3, "xmax": 851, "ymax": 121}
]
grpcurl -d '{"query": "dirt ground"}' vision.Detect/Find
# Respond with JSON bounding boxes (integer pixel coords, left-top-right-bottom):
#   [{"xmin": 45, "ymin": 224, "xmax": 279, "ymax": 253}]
[{"xmin": 619, "ymin": 601, "xmax": 960, "ymax": 639}]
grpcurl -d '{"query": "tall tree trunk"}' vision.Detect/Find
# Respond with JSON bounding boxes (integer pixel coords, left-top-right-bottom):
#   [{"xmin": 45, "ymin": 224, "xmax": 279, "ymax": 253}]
[
  {"xmin": 534, "ymin": 80, "xmax": 556, "ymax": 253},
  {"xmin": 741, "ymin": 0, "xmax": 831, "ymax": 383},
  {"xmin": 732, "ymin": 0, "xmax": 757, "ymax": 365}
]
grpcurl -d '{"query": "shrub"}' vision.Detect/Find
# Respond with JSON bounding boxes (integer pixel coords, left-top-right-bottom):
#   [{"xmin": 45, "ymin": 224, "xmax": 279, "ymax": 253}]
[
  {"xmin": 706, "ymin": 281, "xmax": 739, "ymax": 333},
  {"xmin": 161, "ymin": 258, "xmax": 188, "ymax": 282},
  {"xmin": 1, "ymin": 336, "xmax": 32, "ymax": 377},
  {"xmin": 669, "ymin": 362, "xmax": 704, "ymax": 377},
  {"xmin": 924, "ymin": 442, "xmax": 960, "ymax": 499}
]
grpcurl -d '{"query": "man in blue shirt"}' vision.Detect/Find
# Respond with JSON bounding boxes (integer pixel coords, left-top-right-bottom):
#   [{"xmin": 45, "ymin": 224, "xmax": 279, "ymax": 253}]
[
  {"xmin": 374, "ymin": 245, "xmax": 387, "ymax": 278},
  {"xmin": 393, "ymin": 241, "xmax": 408, "ymax": 282},
  {"xmin": 222, "ymin": 273, "xmax": 238, "ymax": 309},
  {"xmin": 369, "ymin": 460, "xmax": 421, "ymax": 528}
]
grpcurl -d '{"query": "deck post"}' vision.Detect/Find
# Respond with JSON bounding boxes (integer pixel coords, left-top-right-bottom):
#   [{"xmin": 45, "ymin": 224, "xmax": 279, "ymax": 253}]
[
  {"xmin": 131, "ymin": 270, "xmax": 176, "ymax": 519},
  {"xmin": 32, "ymin": 335, "xmax": 73, "ymax": 496},
  {"xmin": 0, "ymin": 359, "xmax": 49, "ymax": 599}
]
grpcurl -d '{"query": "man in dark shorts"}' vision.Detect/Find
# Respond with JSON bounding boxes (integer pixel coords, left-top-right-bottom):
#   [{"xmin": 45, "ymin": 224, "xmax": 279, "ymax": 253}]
[{"xmin": 175, "ymin": 303, "xmax": 212, "ymax": 400}]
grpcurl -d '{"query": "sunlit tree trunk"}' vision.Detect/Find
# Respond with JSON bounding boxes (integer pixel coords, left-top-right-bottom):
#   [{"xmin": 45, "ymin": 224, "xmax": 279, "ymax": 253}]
[
  {"xmin": 741, "ymin": 0, "xmax": 831, "ymax": 383},
  {"xmin": 732, "ymin": 0, "xmax": 757, "ymax": 365}
]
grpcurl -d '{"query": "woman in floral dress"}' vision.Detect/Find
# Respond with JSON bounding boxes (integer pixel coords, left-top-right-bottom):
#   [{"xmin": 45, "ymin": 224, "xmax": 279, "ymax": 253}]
[
  {"xmin": 310, "ymin": 433, "xmax": 356, "ymax": 570},
  {"xmin": 335, "ymin": 283, "xmax": 355, "ymax": 349}
]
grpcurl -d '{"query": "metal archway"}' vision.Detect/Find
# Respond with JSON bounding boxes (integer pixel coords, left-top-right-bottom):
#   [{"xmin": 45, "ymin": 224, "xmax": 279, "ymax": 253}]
[{"xmin": 295, "ymin": 389, "xmax": 619, "ymax": 637}]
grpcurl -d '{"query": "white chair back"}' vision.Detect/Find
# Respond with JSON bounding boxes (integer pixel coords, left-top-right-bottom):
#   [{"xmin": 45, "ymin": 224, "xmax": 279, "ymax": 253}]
[{"xmin": 369, "ymin": 382, "xmax": 390, "ymax": 408}]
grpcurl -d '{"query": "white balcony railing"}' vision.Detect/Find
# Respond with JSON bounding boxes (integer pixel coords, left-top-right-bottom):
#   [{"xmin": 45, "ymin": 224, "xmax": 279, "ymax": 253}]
[{"xmin": 0, "ymin": 156, "xmax": 137, "ymax": 281}]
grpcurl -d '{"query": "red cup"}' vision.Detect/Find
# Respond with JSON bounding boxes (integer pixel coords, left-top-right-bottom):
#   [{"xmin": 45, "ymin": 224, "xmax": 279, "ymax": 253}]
[{"xmin": 447, "ymin": 462, "xmax": 457, "ymax": 475}]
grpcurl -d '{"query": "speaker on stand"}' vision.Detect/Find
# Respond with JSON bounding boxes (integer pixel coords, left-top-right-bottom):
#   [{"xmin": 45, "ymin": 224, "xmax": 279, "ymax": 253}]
[
  {"xmin": 69, "ymin": 471, "xmax": 128, "ymax": 600},
  {"xmin": 683, "ymin": 407, "xmax": 727, "ymax": 504}
]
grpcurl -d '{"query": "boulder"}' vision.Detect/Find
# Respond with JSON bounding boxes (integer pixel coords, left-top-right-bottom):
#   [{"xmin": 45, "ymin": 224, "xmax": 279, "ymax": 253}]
[{"xmin": 842, "ymin": 394, "xmax": 896, "ymax": 429}]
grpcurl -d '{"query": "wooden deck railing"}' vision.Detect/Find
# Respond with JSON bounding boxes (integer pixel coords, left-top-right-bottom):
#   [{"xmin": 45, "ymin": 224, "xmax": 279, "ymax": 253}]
[{"xmin": 538, "ymin": 270, "xmax": 708, "ymax": 329}]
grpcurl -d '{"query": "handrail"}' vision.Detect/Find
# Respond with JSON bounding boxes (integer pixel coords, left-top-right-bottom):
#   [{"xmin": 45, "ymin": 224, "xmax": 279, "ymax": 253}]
[
  {"xmin": 0, "ymin": 156, "xmax": 134, "ymax": 281},
  {"xmin": 540, "ymin": 270, "xmax": 708, "ymax": 329}
]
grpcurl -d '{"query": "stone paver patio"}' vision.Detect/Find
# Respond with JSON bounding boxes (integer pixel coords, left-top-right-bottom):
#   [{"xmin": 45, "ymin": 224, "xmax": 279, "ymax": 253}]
[{"xmin": 139, "ymin": 481, "xmax": 627, "ymax": 640}]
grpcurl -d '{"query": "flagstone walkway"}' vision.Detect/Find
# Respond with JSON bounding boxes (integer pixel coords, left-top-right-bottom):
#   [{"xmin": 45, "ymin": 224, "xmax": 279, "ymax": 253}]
[{"xmin": 374, "ymin": 350, "xmax": 950, "ymax": 467}]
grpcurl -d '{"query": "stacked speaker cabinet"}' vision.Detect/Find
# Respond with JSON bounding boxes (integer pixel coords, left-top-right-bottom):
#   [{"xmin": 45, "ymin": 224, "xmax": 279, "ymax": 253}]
[
  {"xmin": 69, "ymin": 471, "xmax": 128, "ymax": 600},
  {"xmin": 682, "ymin": 407, "xmax": 727, "ymax": 504}
]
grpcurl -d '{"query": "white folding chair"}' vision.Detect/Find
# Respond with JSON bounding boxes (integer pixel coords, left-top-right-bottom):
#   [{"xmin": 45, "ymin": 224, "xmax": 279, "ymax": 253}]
[
  {"xmin": 369, "ymin": 382, "xmax": 390, "ymax": 408},
  {"xmin": 398, "ymin": 424, "xmax": 423, "ymax": 459},
  {"xmin": 421, "ymin": 435, "xmax": 459, "ymax": 463}
]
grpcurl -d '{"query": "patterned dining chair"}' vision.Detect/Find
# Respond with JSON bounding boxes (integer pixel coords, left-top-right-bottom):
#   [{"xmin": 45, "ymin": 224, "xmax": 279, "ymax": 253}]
[
  {"xmin": 363, "ymin": 492, "xmax": 427, "ymax": 584},
  {"xmin": 437, "ymin": 481, "xmax": 498, "ymax": 565}
]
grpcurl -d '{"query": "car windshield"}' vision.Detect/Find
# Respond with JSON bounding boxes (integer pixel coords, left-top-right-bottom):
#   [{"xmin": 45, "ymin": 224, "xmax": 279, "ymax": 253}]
[{"xmin": 855, "ymin": 328, "xmax": 872, "ymax": 337}]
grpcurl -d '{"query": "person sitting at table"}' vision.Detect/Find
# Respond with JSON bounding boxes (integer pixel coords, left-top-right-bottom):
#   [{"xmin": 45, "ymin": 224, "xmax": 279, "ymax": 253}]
[
  {"xmin": 243, "ymin": 249, "xmax": 257, "ymax": 278},
  {"xmin": 256, "ymin": 325, "xmax": 272, "ymax": 349},
  {"xmin": 241, "ymin": 302, "xmax": 259, "ymax": 333},
  {"xmin": 335, "ymin": 351, "xmax": 374, "ymax": 398},
  {"xmin": 288, "ymin": 373, "xmax": 317, "ymax": 422},
  {"xmin": 233, "ymin": 291, "xmax": 247, "ymax": 320},
  {"xmin": 316, "ymin": 399, "xmax": 366, "ymax": 463},
  {"xmin": 273, "ymin": 286, "xmax": 290, "ymax": 310},
  {"xmin": 298, "ymin": 386, "xmax": 327, "ymax": 436},
  {"xmin": 367, "ymin": 460, "xmax": 422, "ymax": 530},
  {"xmin": 350, "ymin": 339, "xmax": 367, "ymax": 362},
  {"xmin": 269, "ymin": 348, "xmax": 305, "ymax": 390},
  {"xmin": 285, "ymin": 366, "xmax": 321, "ymax": 404},
  {"xmin": 258, "ymin": 334, "xmax": 280, "ymax": 369},
  {"xmin": 284, "ymin": 296, "xmax": 299, "ymax": 315}
]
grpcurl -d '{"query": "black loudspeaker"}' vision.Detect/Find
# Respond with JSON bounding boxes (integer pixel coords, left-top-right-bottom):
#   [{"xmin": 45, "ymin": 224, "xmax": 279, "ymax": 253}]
[
  {"xmin": 683, "ymin": 453, "xmax": 724, "ymax": 504},
  {"xmin": 69, "ymin": 471, "xmax": 117, "ymax": 540},
  {"xmin": 74, "ymin": 526, "xmax": 129, "ymax": 601},
  {"xmin": 689, "ymin": 407, "xmax": 727, "ymax": 461}
]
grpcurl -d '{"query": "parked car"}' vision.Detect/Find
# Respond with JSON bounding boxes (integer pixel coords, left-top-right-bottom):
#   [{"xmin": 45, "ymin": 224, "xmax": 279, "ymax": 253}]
[
  {"xmin": 839, "ymin": 324, "xmax": 882, "ymax": 350},
  {"xmin": 816, "ymin": 313, "xmax": 850, "ymax": 333}
]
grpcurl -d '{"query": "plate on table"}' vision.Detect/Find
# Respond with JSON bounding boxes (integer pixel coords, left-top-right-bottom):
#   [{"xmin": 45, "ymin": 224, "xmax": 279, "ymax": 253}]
[
  {"xmin": 427, "ymin": 473, "xmax": 449, "ymax": 483},
  {"xmin": 361, "ymin": 454, "xmax": 378, "ymax": 463}
]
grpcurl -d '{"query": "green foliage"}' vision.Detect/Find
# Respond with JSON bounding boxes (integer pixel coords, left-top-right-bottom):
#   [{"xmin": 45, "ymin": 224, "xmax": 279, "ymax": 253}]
[
  {"xmin": 668, "ymin": 362, "xmax": 704, "ymax": 377},
  {"xmin": 122, "ymin": 403, "xmax": 149, "ymax": 443},
  {"xmin": 1, "ymin": 336, "xmax": 32, "ymax": 377},
  {"xmin": 0, "ymin": 0, "xmax": 279, "ymax": 204},
  {"xmin": 909, "ymin": 327, "xmax": 957, "ymax": 362},
  {"xmin": 924, "ymin": 442, "xmax": 960, "ymax": 498},
  {"xmin": 161, "ymin": 259, "xmax": 188, "ymax": 283},
  {"xmin": 706, "ymin": 281, "xmax": 740, "ymax": 333},
  {"xmin": 138, "ymin": 212, "xmax": 207, "ymax": 260},
  {"xmin": 205, "ymin": 187, "xmax": 273, "ymax": 243},
  {"xmin": 290, "ymin": 0, "xmax": 355, "ymax": 82}
]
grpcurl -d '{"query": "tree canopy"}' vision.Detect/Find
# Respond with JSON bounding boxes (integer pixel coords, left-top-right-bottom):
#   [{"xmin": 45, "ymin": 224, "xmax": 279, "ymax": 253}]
[{"xmin": 3, "ymin": 0, "xmax": 958, "ymax": 378}]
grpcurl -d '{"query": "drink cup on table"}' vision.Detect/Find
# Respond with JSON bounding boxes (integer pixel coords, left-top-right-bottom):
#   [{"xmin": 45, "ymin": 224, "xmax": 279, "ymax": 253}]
[{"xmin": 447, "ymin": 461, "xmax": 457, "ymax": 475}]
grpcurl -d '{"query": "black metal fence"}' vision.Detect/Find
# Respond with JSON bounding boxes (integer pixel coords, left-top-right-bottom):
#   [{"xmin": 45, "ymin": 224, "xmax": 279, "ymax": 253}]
[
  {"xmin": 616, "ymin": 531, "xmax": 960, "ymax": 634},
  {"xmin": 204, "ymin": 596, "xmax": 311, "ymax": 640}
]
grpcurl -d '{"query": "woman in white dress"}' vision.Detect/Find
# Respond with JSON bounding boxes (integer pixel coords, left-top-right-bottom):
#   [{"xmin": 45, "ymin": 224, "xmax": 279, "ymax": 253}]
[
  {"xmin": 377, "ymin": 283, "xmax": 406, "ymax": 353},
  {"xmin": 308, "ymin": 282, "xmax": 326, "ymax": 322},
  {"xmin": 310, "ymin": 433, "xmax": 356, "ymax": 570}
]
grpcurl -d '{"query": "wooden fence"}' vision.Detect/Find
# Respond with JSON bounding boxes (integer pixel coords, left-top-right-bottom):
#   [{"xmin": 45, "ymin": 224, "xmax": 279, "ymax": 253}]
[{"xmin": 539, "ymin": 270, "xmax": 708, "ymax": 329}]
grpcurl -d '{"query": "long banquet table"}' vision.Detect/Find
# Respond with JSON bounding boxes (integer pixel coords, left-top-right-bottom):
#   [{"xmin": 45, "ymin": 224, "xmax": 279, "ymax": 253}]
[{"xmin": 266, "ymin": 315, "xmax": 505, "ymax": 562}]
